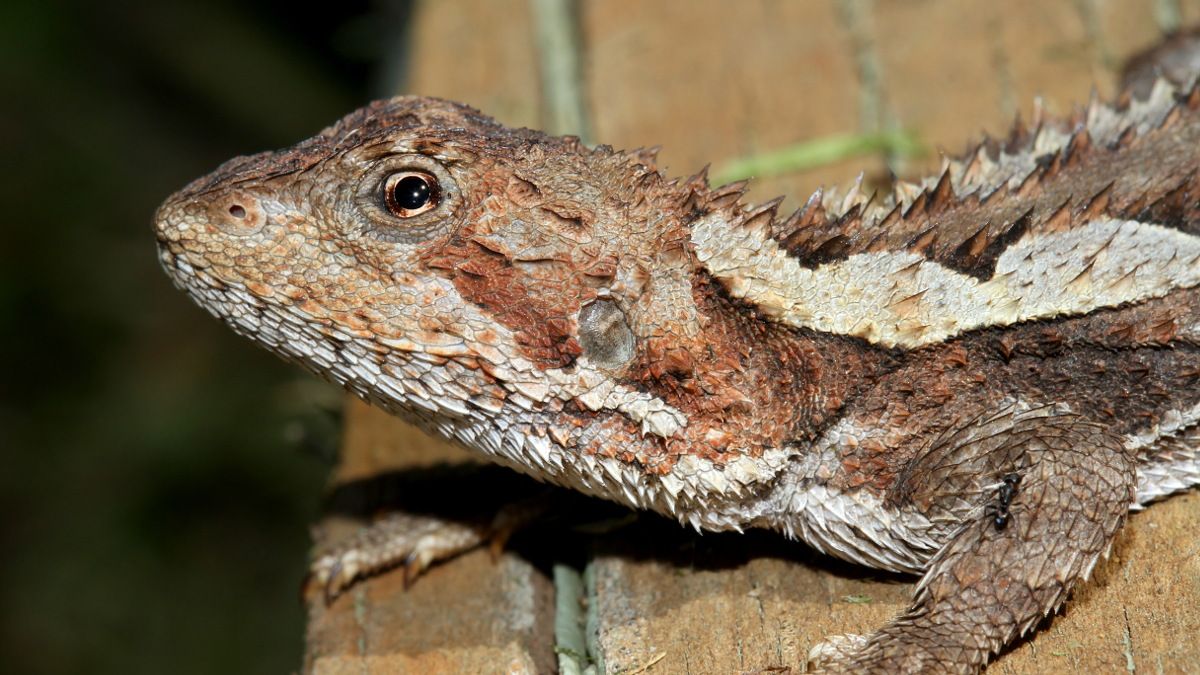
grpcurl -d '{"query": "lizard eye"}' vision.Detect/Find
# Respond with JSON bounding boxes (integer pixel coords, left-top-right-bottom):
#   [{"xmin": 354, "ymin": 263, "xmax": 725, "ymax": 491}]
[
  {"xmin": 354, "ymin": 154, "xmax": 458, "ymax": 243},
  {"xmin": 383, "ymin": 171, "xmax": 440, "ymax": 217}
]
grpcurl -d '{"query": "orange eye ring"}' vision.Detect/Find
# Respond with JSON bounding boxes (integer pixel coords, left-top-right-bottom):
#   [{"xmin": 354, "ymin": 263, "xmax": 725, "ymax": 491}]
[{"xmin": 383, "ymin": 171, "xmax": 440, "ymax": 218}]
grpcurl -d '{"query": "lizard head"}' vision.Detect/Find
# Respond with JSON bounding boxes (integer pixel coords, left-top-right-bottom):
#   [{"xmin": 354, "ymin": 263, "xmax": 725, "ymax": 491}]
[{"xmin": 155, "ymin": 96, "xmax": 823, "ymax": 509}]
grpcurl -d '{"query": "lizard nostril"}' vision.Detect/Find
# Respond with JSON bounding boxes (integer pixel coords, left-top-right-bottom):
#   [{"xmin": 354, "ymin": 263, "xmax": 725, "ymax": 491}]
[{"xmin": 208, "ymin": 195, "xmax": 265, "ymax": 235}]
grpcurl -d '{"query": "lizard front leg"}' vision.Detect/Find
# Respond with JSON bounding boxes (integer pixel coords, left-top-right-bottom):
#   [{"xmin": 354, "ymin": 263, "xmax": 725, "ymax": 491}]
[
  {"xmin": 808, "ymin": 406, "xmax": 1137, "ymax": 674},
  {"xmin": 308, "ymin": 494, "xmax": 554, "ymax": 602}
]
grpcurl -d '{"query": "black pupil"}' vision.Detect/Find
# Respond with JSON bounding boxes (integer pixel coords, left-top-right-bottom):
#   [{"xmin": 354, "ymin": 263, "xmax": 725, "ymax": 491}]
[{"xmin": 393, "ymin": 175, "xmax": 431, "ymax": 210}]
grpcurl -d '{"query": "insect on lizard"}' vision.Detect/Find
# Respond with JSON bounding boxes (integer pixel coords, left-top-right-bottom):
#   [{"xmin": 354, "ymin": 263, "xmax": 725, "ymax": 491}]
[{"xmin": 155, "ymin": 78, "xmax": 1200, "ymax": 672}]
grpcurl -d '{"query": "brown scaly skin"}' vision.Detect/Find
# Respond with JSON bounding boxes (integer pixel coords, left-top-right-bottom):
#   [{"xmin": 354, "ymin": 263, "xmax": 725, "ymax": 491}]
[{"xmin": 155, "ymin": 80, "xmax": 1200, "ymax": 673}]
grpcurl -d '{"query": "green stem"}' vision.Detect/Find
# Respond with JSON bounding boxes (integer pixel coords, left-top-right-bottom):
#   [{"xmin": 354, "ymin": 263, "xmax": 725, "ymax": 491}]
[{"xmin": 712, "ymin": 130, "xmax": 926, "ymax": 185}]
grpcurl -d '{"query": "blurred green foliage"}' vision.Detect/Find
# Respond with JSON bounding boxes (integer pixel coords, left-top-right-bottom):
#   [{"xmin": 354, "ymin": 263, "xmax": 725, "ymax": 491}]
[{"xmin": 0, "ymin": 1, "xmax": 406, "ymax": 672}]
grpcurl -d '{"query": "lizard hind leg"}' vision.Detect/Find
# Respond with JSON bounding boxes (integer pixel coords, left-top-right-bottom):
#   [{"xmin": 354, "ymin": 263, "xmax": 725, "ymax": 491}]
[{"xmin": 808, "ymin": 407, "xmax": 1137, "ymax": 674}]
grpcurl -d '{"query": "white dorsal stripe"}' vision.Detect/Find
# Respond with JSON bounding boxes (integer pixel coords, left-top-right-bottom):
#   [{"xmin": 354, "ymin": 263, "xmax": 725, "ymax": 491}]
[{"xmin": 692, "ymin": 214, "xmax": 1200, "ymax": 348}]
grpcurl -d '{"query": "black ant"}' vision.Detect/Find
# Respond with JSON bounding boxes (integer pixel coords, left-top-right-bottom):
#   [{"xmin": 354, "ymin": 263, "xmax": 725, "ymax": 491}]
[{"xmin": 985, "ymin": 473, "xmax": 1022, "ymax": 530}]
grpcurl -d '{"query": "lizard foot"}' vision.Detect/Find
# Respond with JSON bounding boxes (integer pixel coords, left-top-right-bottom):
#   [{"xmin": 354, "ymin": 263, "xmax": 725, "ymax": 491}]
[
  {"xmin": 307, "ymin": 512, "xmax": 487, "ymax": 603},
  {"xmin": 306, "ymin": 494, "xmax": 554, "ymax": 602},
  {"xmin": 806, "ymin": 633, "xmax": 868, "ymax": 672}
]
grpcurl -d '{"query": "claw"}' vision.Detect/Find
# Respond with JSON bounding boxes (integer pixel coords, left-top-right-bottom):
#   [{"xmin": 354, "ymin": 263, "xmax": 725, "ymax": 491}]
[
  {"xmin": 402, "ymin": 552, "xmax": 421, "ymax": 590},
  {"xmin": 300, "ymin": 570, "xmax": 317, "ymax": 604},
  {"xmin": 487, "ymin": 525, "xmax": 514, "ymax": 561},
  {"xmin": 324, "ymin": 559, "xmax": 344, "ymax": 604}
]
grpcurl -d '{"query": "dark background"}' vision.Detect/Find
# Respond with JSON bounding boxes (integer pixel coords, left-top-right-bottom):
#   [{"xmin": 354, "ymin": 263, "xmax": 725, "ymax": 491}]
[{"xmin": 0, "ymin": 2, "xmax": 411, "ymax": 673}]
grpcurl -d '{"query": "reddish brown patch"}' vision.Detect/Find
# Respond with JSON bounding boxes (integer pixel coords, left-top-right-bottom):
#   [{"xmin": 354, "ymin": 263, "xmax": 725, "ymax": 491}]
[
  {"xmin": 625, "ymin": 275, "xmax": 893, "ymax": 465},
  {"xmin": 422, "ymin": 236, "xmax": 584, "ymax": 369}
]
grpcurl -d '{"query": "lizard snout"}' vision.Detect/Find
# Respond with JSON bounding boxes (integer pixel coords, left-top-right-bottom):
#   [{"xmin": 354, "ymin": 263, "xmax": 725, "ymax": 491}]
[{"xmin": 154, "ymin": 190, "xmax": 267, "ymax": 244}]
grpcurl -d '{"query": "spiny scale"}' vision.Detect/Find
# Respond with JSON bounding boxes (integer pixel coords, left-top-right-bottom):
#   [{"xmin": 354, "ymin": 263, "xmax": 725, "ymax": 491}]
[
  {"xmin": 693, "ymin": 79, "xmax": 1200, "ymax": 349},
  {"xmin": 724, "ymin": 80, "xmax": 1200, "ymax": 271}
]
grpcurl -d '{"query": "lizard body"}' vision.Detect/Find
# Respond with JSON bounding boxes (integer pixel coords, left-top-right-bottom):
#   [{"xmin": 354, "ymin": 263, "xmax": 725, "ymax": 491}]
[{"xmin": 156, "ymin": 80, "xmax": 1200, "ymax": 672}]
